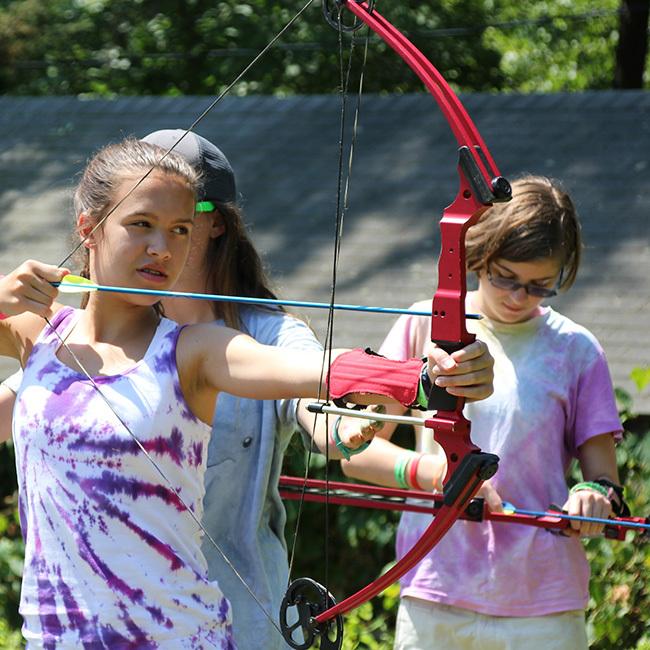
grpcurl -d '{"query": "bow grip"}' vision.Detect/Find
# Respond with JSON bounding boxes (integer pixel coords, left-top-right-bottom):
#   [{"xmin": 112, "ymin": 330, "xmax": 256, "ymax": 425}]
[{"xmin": 426, "ymin": 339, "xmax": 474, "ymax": 412}]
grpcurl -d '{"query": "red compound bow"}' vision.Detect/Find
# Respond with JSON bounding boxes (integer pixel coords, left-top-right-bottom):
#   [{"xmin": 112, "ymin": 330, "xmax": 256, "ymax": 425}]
[{"xmin": 278, "ymin": 2, "xmax": 511, "ymax": 648}]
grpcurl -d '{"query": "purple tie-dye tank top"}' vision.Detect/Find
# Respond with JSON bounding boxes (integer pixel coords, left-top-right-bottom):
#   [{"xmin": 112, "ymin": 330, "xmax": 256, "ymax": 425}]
[{"xmin": 13, "ymin": 307, "xmax": 235, "ymax": 649}]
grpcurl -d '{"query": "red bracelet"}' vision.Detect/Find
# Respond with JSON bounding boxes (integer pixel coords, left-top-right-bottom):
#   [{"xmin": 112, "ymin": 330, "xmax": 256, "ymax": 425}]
[{"xmin": 407, "ymin": 452, "xmax": 425, "ymax": 491}]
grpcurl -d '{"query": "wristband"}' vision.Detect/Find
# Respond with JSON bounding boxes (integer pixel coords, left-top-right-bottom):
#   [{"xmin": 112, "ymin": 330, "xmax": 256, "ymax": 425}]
[
  {"xmin": 330, "ymin": 416, "xmax": 371, "ymax": 462},
  {"xmin": 593, "ymin": 478, "xmax": 631, "ymax": 517},
  {"xmin": 569, "ymin": 481, "xmax": 609, "ymax": 498},
  {"xmin": 394, "ymin": 451, "xmax": 415, "ymax": 489},
  {"xmin": 327, "ymin": 348, "xmax": 424, "ymax": 409},
  {"xmin": 407, "ymin": 452, "xmax": 425, "ymax": 491},
  {"xmin": 417, "ymin": 362, "xmax": 433, "ymax": 409}
]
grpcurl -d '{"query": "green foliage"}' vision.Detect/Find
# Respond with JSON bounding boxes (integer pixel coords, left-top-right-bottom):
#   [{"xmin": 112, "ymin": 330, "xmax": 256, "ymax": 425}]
[
  {"xmin": 0, "ymin": 617, "xmax": 24, "ymax": 650},
  {"xmin": 571, "ymin": 365, "xmax": 650, "ymax": 649},
  {"xmin": 484, "ymin": 0, "xmax": 622, "ymax": 91},
  {"xmin": 0, "ymin": 0, "xmax": 641, "ymax": 95},
  {"xmin": 581, "ymin": 426, "xmax": 650, "ymax": 649},
  {"xmin": 0, "ymin": 441, "xmax": 24, "ymax": 644},
  {"xmin": 630, "ymin": 366, "xmax": 650, "ymax": 394},
  {"xmin": 340, "ymin": 582, "xmax": 398, "ymax": 650}
]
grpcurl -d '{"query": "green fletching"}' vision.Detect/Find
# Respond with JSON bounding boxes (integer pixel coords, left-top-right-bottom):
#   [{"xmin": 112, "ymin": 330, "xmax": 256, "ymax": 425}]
[{"xmin": 56, "ymin": 275, "xmax": 99, "ymax": 293}]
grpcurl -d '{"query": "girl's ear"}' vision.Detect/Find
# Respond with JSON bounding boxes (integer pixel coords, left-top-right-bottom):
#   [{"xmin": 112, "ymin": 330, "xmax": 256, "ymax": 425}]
[
  {"xmin": 209, "ymin": 210, "xmax": 226, "ymax": 240},
  {"xmin": 77, "ymin": 213, "xmax": 100, "ymax": 248}
]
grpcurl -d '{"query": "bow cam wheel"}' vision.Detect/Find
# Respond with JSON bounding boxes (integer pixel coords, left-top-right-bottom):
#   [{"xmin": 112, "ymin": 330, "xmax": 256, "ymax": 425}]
[
  {"xmin": 280, "ymin": 577, "xmax": 344, "ymax": 650},
  {"xmin": 323, "ymin": 0, "xmax": 375, "ymax": 32}
]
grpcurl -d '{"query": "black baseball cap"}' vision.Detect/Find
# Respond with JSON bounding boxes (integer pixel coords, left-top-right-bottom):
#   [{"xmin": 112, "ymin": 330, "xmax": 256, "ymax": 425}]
[{"xmin": 142, "ymin": 129, "xmax": 237, "ymax": 203}]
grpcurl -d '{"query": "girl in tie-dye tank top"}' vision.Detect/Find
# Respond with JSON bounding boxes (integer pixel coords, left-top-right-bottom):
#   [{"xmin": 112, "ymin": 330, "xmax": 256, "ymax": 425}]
[{"xmin": 0, "ymin": 138, "xmax": 495, "ymax": 649}]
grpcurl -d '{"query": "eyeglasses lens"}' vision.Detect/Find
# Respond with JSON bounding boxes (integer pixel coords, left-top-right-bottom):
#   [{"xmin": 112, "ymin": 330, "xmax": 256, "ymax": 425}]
[{"xmin": 488, "ymin": 273, "xmax": 557, "ymax": 298}]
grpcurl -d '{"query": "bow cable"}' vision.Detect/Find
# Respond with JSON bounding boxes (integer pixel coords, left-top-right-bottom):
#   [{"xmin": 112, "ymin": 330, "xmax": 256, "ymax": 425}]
[{"xmin": 285, "ymin": 5, "xmax": 372, "ymax": 631}]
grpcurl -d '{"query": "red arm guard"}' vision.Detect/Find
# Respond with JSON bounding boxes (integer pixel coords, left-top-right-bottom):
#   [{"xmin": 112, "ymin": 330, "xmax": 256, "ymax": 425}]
[{"xmin": 327, "ymin": 348, "xmax": 424, "ymax": 408}]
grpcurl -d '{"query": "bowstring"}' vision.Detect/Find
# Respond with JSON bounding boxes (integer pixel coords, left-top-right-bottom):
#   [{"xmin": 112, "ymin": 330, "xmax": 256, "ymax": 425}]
[
  {"xmin": 285, "ymin": 3, "xmax": 372, "ymax": 609},
  {"xmin": 42, "ymin": 0, "xmax": 320, "ymax": 637}
]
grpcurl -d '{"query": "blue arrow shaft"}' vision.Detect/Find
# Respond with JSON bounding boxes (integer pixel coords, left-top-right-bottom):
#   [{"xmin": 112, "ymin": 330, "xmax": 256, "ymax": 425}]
[
  {"xmin": 507, "ymin": 505, "xmax": 650, "ymax": 531},
  {"xmin": 54, "ymin": 282, "xmax": 481, "ymax": 319}
]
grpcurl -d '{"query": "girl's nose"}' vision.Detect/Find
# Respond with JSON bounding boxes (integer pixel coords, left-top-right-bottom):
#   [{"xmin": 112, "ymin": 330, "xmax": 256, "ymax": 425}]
[
  {"xmin": 509, "ymin": 286, "xmax": 528, "ymax": 303},
  {"xmin": 147, "ymin": 231, "xmax": 171, "ymax": 259}
]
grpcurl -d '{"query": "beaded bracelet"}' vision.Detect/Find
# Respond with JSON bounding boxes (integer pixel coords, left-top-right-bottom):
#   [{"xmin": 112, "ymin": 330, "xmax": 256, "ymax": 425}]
[
  {"xmin": 331, "ymin": 416, "xmax": 372, "ymax": 462},
  {"xmin": 569, "ymin": 481, "xmax": 609, "ymax": 498}
]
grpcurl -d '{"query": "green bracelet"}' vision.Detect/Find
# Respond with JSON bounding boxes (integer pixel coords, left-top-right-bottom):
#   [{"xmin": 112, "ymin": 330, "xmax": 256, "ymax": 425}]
[
  {"xmin": 416, "ymin": 377, "xmax": 429, "ymax": 409},
  {"xmin": 416, "ymin": 363, "xmax": 432, "ymax": 409},
  {"xmin": 569, "ymin": 481, "xmax": 609, "ymax": 498},
  {"xmin": 394, "ymin": 451, "xmax": 416, "ymax": 489},
  {"xmin": 331, "ymin": 417, "xmax": 372, "ymax": 462}
]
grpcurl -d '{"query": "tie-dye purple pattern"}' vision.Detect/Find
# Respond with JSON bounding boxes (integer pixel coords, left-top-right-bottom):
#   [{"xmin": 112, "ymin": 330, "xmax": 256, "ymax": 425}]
[{"xmin": 13, "ymin": 307, "xmax": 236, "ymax": 649}]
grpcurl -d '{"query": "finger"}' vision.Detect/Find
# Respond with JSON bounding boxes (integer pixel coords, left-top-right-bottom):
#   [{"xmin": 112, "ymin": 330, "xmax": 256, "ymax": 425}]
[
  {"xmin": 14, "ymin": 263, "xmax": 67, "ymax": 304},
  {"xmin": 435, "ymin": 370, "xmax": 494, "ymax": 401},
  {"xmin": 21, "ymin": 281, "xmax": 58, "ymax": 305},
  {"xmin": 447, "ymin": 339, "xmax": 489, "ymax": 363},
  {"xmin": 436, "ymin": 364, "xmax": 494, "ymax": 386},
  {"xmin": 16, "ymin": 261, "xmax": 68, "ymax": 285},
  {"xmin": 477, "ymin": 481, "xmax": 503, "ymax": 512},
  {"xmin": 361, "ymin": 404, "xmax": 386, "ymax": 435},
  {"xmin": 426, "ymin": 343, "xmax": 458, "ymax": 375},
  {"xmin": 567, "ymin": 492, "xmax": 608, "ymax": 537},
  {"xmin": 435, "ymin": 365, "xmax": 494, "ymax": 388},
  {"xmin": 582, "ymin": 497, "xmax": 612, "ymax": 537},
  {"xmin": 433, "ymin": 348, "xmax": 494, "ymax": 378}
]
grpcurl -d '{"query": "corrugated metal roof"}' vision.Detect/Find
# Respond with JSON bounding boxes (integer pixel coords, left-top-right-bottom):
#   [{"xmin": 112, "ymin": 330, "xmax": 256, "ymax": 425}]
[{"xmin": 1, "ymin": 91, "xmax": 648, "ymax": 411}]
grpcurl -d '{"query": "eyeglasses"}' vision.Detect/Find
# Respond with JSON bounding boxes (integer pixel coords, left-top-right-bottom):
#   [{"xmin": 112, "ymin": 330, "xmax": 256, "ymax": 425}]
[
  {"xmin": 196, "ymin": 201, "xmax": 216, "ymax": 212},
  {"xmin": 486, "ymin": 269, "xmax": 563, "ymax": 298}
]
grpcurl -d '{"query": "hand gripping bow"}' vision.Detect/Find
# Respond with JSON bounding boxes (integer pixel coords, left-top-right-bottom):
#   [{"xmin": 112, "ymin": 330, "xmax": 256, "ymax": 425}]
[{"xmin": 279, "ymin": 2, "xmax": 511, "ymax": 648}]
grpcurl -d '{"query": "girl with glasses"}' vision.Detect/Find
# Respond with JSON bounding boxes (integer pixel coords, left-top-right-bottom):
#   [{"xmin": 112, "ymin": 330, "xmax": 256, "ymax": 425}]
[{"xmin": 340, "ymin": 174, "xmax": 624, "ymax": 650}]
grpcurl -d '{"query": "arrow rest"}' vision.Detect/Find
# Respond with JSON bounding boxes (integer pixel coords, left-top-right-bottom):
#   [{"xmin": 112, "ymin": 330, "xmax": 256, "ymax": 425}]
[
  {"xmin": 280, "ymin": 578, "xmax": 344, "ymax": 650},
  {"xmin": 323, "ymin": 0, "xmax": 375, "ymax": 32}
]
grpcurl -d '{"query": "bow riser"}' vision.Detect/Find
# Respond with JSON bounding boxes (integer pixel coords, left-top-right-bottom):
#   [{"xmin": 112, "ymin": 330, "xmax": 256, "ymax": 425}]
[
  {"xmin": 427, "ymin": 174, "xmax": 492, "ymax": 415},
  {"xmin": 430, "ymin": 194, "xmax": 490, "ymax": 350}
]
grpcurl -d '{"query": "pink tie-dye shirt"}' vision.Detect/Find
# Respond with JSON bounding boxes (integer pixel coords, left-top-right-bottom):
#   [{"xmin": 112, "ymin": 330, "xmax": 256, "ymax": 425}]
[
  {"xmin": 13, "ymin": 306, "xmax": 235, "ymax": 649},
  {"xmin": 380, "ymin": 297, "xmax": 622, "ymax": 617}
]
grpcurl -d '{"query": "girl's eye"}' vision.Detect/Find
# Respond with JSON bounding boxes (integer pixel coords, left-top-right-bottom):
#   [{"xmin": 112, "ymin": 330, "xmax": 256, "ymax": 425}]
[
  {"xmin": 173, "ymin": 225, "xmax": 190, "ymax": 235},
  {"xmin": 132, "ymin": 220, "xmax": 150, "ymax": 228}
]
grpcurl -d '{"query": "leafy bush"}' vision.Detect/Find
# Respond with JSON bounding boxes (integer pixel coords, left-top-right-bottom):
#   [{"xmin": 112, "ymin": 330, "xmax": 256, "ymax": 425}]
[{"xmin": 0, "ymin": 440, "xmax": 24, "ymax": 649}]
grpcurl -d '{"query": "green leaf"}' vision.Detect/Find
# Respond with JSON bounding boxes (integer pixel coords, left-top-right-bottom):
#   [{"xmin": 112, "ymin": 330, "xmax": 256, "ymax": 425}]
[{"xmin": 631, "ymin": 366, "xmax": 650, "ymax": 393}]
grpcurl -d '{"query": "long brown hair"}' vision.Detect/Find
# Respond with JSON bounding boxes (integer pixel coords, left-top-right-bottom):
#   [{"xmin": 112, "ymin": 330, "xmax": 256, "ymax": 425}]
[
  {"xmin": 465, "ymin": 174, "xmax": 582, "ymax": 292},
  {"xmin": 202, "ymin": 201, "xmax": 283, "ymax": 330}
]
